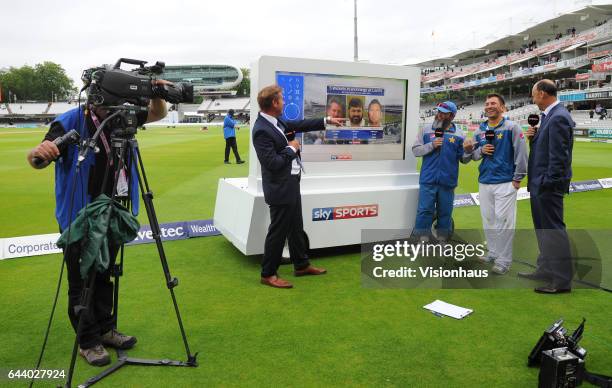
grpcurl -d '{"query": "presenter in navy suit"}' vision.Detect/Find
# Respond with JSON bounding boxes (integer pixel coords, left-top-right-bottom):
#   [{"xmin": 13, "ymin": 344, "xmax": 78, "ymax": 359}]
[
  {"xmin": 252, "ymin": 85, "xmax": 344, "ymax": 288},
  {"xmin": 519, "ymin": 79, "xmax": 575, "ymax": 294}
]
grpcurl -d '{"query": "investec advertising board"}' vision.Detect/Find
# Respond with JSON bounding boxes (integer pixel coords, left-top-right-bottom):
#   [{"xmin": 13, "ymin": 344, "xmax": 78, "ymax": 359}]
[{"xmin": 1, "ymin": 220, "xmax": 220, "ymax": 260}]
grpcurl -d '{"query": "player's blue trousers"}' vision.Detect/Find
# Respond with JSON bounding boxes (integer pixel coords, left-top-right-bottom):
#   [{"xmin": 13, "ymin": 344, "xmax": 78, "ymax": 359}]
[{"xmin": 414, "ymin": 183, "xmax": 455, "ymax": 238}]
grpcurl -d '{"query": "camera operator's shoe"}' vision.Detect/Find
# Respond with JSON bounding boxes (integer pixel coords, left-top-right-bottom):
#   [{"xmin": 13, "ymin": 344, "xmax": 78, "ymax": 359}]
[
  {"xmin": 79, "ymin": 344, "xmax": 111, "ymax": 366},
  {"xmin": 237, "ymin": 160, "xmax": 245, "ymax": 164},
  {"xmin": 101, "ymin": 329, "xmax": 137, "ymax": 350},
  {"xmin": 224, "ymin": 160, "xmax": 230, "ymax": 164}
]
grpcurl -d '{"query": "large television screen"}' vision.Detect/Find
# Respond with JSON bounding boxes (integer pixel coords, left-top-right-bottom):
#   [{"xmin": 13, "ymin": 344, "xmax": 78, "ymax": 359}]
[{"xmin": 276, "ymin": 71, "xmax": 407, "ymax": 162}]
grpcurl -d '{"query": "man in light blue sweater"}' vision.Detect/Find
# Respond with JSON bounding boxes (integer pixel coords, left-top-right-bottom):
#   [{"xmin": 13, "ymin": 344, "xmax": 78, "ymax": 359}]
[{"xmin": 463, "ymin": 93, "xmax": 527, "ymax": 274}]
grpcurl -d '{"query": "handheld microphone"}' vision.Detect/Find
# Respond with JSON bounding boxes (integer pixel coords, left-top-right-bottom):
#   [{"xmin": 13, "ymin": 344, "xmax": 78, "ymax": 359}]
[
  {"xmin": 527, "ymin": 114, "xmax": 540, "ymax": 127},
  {"xmin": 527, "ymin": 114, "xmax": 540, "ymax": 139},
  {"xmin": 434, "ymin": 128, "xmax": 444, "ymax": 151},
  {"xmin": 483, "ymin": 128, "xmax": 496, "ymax": 157},
  {"xmin": 485, "ymin": 129, "xmax": 495, "ymax": 144},
  {"xmin": 33, "ymin": 129, "xmax": 81, "ymax": 167}
]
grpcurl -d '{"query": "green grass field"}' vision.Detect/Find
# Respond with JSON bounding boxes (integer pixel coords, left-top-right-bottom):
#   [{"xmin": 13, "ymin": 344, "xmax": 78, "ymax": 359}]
[{"xmin": 0, "ymin": 126, "xmax": 611, "ymax": 387}]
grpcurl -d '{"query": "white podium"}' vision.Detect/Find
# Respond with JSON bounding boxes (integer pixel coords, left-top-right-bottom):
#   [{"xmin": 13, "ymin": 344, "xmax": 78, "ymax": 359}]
[{"xmin": 214, "ymin": 56, "xmax": 421, "ymax": 255}]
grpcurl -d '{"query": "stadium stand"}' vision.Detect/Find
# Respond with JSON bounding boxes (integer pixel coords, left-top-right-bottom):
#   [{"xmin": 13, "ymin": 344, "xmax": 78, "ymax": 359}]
[
  {"xmin": 47, "ymin": 102, "xmax": 77, "ymax": 115},
  {"xmin": 0, "ymin": 103, "xmax": 10, "ymax": 115},
  {"xmin": 417, "ymin": 5, "xmax": 612, "ymax": 134},
  {"xmin": 421, "ymin": 97, "xmax": 535, "ymax": 124},
  {"xmin": 0, "ymin": 102, "xmax": 78, "ymax": 124},
  {"xmin": 197, "ymin": 97, "xmax": 250, "ymax": 123},
  {"xmin": 7, "ymin": 103, "xmax": 48, "ymax": 115},
  {"xmin": 199, "ymin": 97, "xmax": 249, "ymax": 113},
  {"xmin": 420, "ymin": 21, "xmax": 612, "ymax": 92}
]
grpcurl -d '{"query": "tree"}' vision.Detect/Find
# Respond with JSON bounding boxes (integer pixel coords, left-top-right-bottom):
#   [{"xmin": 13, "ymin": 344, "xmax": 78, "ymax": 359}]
[
  {"xmin": 236, "ymin": 68, "xmax": 250, "ymax": 97},
  {"xmin": 0, "ymin": 61, "xmax": 74, "ymax": 102},
  {"xmin": 34, "ymin": 62, "xmax": 74, "ymax": 101}
]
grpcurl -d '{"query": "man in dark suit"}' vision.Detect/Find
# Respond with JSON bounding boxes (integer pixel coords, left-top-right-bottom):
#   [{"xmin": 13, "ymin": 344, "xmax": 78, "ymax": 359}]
[
  {"xmin": 519, "ymin": 79, "xmax": 575, "ymax": 294},
  {"xmin": 253, "ymin": 85, "xmax": 344, "ymax": 288}
]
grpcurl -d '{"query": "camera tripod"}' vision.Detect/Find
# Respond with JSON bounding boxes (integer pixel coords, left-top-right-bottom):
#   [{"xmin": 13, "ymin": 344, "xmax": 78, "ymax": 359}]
[{"xmin": 62, "ymin": 105, "xmax": 197, "ymax": 387}]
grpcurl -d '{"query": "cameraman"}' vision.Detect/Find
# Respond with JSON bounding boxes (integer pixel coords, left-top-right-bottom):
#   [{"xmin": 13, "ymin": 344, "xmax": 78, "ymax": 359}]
[{"xmin": 26, "ymin": 80, "xmax": 169, "ymax": 367}]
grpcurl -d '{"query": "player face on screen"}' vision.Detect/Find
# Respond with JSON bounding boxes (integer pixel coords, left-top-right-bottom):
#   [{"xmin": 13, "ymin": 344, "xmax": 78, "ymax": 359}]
[
  {"xmin": 348, "ymin": 97, "xmax": 364, "ymax": 127},
  {"xmin": 367, "ymin": 100, "xmax": 383, "ymax": 126},
  {"xmin": 327, "ymin": 101, "xmax": 344, "ymax": 118},
  {"xmin": 349, "ymin": 106, "xmax": 363, "ymax": 126}
]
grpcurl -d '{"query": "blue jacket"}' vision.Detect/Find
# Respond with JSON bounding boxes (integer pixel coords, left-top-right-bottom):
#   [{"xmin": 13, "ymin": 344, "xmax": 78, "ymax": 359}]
[
  {"xmin": 223, "ymin": 115, "xmax": 236, "ymax": 139},
  {"xmin": 53, "ymin": 107, "xmax": 139, "ymax": 231},
  {"xmin": 527, "ymin": 102, "xmax": 574, "ymax": 194},
  {"xmin": 467, "ymin": 118, "xmax": 528, "ymax": 184},
  {"xmin": 412, "ymin": 123, "xmax": 468, "ymax": 188}
]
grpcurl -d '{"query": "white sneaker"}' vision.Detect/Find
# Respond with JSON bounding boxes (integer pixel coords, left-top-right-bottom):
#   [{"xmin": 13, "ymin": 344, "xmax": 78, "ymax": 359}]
[
  {"xmin": 491, "ymin": 264, "xmax": 509, "ymax": 275},
  {"xmin": 477, "ymin": 255, "xmax": 495, "ymax": 264}
]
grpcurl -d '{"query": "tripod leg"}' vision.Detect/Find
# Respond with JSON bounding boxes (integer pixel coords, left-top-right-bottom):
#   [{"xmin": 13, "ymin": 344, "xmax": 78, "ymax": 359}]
[
  {"xmin": 107, "ymin": 136, "xmax": 135, "ymax": 332},
  {"xmin": 65, "ymin": 269, "xmax": 98, "ymax": 388},
  {"xmin": 131, "ymin": 144, "xmax": 197, "ymax": 365},
  {"xmin": 112, "ymin": 244, "xmax": 124, "ymax": 328}
]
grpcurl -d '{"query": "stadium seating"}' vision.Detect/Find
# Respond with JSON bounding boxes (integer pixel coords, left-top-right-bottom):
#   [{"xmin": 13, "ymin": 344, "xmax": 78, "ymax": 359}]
[
  {"xmin": 47, "ymin": 102, "xmax": 76, "ymax": 115},
  {"xmin": 421, "ymin": 22, "xmax": 611, "ymax": 85},
  {"xmin": 7, "ymin": 103, "xmax": 48, "ymax": 115},
  {"xmin": 571, "ymin": 110, "xmax": 612, "ymax": 127},
  {"xmin": 420, "ymin": 96, "xmax": 536, "ymax": 124},
  {"xmin": 177, "ymin": 104, "xmax": 201, "ymax": 114},
  {"xmin": 199, "ymin": 97, "xmax": 250, "ymax": 113}
]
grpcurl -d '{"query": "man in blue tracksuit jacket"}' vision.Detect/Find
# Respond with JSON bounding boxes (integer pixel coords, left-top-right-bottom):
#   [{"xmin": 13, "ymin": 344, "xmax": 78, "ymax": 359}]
[
  {"xmin": 464, "ymin": 93, "xmax": 527, "ymax": 274},
  {"xmin": 412, "ymin": 101, "xmax": 469, "ymax": 240},
  {"xmin": 223, "ymin": 109, "xmax": 244, "ymax": 164}
]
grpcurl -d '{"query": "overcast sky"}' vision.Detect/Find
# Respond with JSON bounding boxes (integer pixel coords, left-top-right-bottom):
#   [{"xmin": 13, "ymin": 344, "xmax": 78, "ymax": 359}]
[{"xmin": 0, "ymin": 0, "xmax": 603, "ymax": 86}]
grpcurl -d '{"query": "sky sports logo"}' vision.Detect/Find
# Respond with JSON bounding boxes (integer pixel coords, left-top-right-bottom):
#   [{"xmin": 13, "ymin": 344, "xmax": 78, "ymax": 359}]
[{"xmin": 312, "ymin": 204, "xmax": 379, "ymax": 221}]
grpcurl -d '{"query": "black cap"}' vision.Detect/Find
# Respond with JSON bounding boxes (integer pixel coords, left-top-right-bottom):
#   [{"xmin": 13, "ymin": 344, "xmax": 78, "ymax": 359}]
[{"xmin": 228, "ymin": 109, "xmax": 235, "ymax": 116}]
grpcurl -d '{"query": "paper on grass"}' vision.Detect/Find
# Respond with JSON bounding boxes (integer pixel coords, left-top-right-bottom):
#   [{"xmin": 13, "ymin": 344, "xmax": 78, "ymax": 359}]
[{"xmin": 423, "ymin": 300, "xmax": 473, "ymax": 319}]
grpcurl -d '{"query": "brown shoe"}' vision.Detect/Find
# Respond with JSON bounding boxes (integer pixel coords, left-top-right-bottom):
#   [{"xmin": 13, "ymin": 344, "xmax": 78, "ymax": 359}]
[
  {"xmin": 79, "ymin": 344, "xmax": 111, "ymax": 366},
  {"xmin": 101, "ymin": 329, "xmax": 137, "ymax": 350},
  {"xmin": 294, "ymin": 265, "xmax": 327, "ymax": 277},
  {"xmin": 261, "ymin": 275, "xmax": 293, "ymax": 288}
]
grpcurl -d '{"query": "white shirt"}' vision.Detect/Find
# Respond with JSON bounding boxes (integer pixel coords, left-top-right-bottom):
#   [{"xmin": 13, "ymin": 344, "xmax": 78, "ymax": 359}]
[
  {"xmin": 542, "ymin": 100, "xmax": 561, "ymax": 117},
  {"xmin": 260, "ymin": 112, "xmax": 301, "ymax": 175}
]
